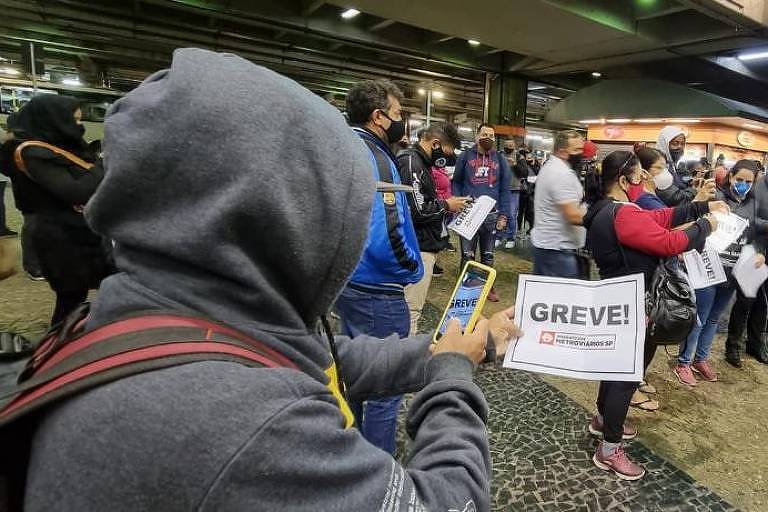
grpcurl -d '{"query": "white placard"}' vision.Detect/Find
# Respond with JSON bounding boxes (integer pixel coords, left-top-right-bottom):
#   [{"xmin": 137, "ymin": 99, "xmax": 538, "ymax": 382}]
[
  {"xmin": 707, "ymin": 213, "xmax": 748, "ymax": 253},
  {"xmin": 733, "ymin": 244, "xmax": 768, "ymax": 298},
  {"xmin": 682, "ymin": 243, "xmax": 727, "ymax": 289},
  {"xmin": 448, "ymin": 195, "xmax": 497, "ymax": 241},
  {"xmin": 503, "ymin": 274, "xmax": 646, "ymax": 382}
]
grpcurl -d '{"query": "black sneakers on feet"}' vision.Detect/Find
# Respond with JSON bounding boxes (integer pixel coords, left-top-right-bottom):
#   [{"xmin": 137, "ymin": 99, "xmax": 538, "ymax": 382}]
[{"xmin": 432, "ymin": 263, "xmax": 444, "ymax": 277}]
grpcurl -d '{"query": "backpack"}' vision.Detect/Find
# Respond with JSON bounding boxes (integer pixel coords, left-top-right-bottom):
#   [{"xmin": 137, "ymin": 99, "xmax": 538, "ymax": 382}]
[
  {"xmin": 612, "ymin": 205, "xmax": 697, "ymax": 345},
  {"xmin": 0, "ymin": 304, "xmax": 295, "ymax": 511}
]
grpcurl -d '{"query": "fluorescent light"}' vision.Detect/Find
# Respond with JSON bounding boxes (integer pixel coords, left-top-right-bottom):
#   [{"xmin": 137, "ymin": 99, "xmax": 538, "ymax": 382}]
[
  {"xmin": 526, "ymin": 135, "xmax": 543, "ymax": 141},
  {"xmin": 669, "ymin": 118, "xmax": 700, "ymax": 123},
  {"xmin": 468, "ymin": 39, "xmax": 481, "ymax": 46},
  {"xmin": 1, "ymin": 67, "xmax": 19, "ymax": 75},
  {"xmin": 61, "ymin": 78, "xmax": 82, "ymax": 86},
  {"xmin": 341, "ymin": 8, "xmax": 360, "ymax": 19},
  {"xmin": 636, "ymin": 118, "xmax": 664, "ymax": 123},
  {"xmin": 743, "ymin": 123, "xmax": 763, "ymax": 130},
  {"xmin": 738, "ymin": 50, "xmax": 768, "ymax": 61},
  {"xmin": 528, "ymin": 85, "xmax": 546, "ymax": 90},
  {"xmin": 417, "ymin": 88, "xmax": 426, "ymax": 96},
  {"xmin": 578, "ymin": 119, "xmax": 603, "ymax": 124},
  {"xmin": 542, "ymin": 138, "xmax": 553, "ymax": 143},
  {"xmin": 591, "ymin": 71, "xmax": 602, "ymax": 78},
  {"xmin": 432, "ymin": 90, "xmax": 445, "ymax": 99},
  {"xmin": 408, "ymin": 68, "xmax": 452, "ymax": 78},
  {"xmin": 607, "ymin": 119, "xmax": 631, "ymax": 123},
  {"xmin": 409, "ymin": 119, "xmax": 422, "ymax": 127},
  {"xmin": 458, "ymin": 126, "xmax": 473, "ymax": 133}
]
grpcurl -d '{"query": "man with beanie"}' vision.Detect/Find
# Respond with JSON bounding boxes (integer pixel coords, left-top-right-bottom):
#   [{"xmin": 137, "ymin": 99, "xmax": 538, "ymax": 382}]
[
  {"xmin": 397, "ymin": 123, "xmax": 469, "ymax": 336},
  {"xmin": 452, "ymin": 123, "xmax": 512, "ymax": 302},
  {"xmin": 21, "ymin": 48, "xmax": 522, "ymax": 512},
  {"xmin": 333, "ymin": 79, "xmax": 424, "ymax": 454}
]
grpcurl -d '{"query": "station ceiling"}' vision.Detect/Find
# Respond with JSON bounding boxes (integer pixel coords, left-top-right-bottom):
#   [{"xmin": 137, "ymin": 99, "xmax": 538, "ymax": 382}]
[{"xmin": 0, "ymin": 0, "xmax": 767, "ymax": 129}]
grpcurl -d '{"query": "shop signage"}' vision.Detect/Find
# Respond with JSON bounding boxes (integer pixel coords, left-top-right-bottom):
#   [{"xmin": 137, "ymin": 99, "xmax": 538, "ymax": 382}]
[
  {"xmin": 737, "ymin": 130, "xmax": 755, "ymax": 148},
  {"xmin": 603, "ymin": 126, "xmax": 624, "ymax": 139}
]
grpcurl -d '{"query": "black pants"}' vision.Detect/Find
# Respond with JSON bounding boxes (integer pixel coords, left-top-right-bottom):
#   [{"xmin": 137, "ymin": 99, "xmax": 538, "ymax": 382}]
[
  {"xmin": 460, "ymin": 216, "xmax": 496, "ymax": 270},
  {"xmin": 0, "ymin": 181, "xmax": 7, "ymax": 232},
  {"xmin": 517, "ymin": 190, "xmax": 533, "ymax": 234},
  {"xmin": 596, "ymin": 342, "xmax": 658, "ymax": 443},
  {"xmin": 52, "ymin": 289, "xmax": 89, "ymax": 326},
  {"xmin": 726, "ymin": 285, "xmax": 768, "ymax": 361}
]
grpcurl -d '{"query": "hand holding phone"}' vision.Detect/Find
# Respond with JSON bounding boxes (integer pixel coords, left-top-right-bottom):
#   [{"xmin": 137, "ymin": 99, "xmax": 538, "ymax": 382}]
[
  {"xmin": 433, "ymin": 262, "xmax": 497, "ymax": 343},
  {"xmin": 430, "ymin": 317, "xmax": 489, "ymax": 365}
]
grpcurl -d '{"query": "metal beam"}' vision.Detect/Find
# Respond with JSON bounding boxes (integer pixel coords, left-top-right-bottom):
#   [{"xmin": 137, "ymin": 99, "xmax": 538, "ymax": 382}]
[
  {"xmin": 301, "ymin": 0, "xmax": 325, "ymax": 17},
  {"xmin": 703, "ymin": 55, "xmax": 765, "ymax": 82},
  {"xmin": 635, "ymin": 5, "xmax": 690, "ymax": 20},
  {"xmin": 369, "ymin": 19, "xmax": 396, "ymax": 32}
]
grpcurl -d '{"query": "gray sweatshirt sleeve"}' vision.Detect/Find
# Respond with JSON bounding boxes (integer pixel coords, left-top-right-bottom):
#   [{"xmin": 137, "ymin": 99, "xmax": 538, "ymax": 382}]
[
  {"xmin": 200, "ymin": 353, "xmax": 490, "ymax": 512},
  {"xmin": 335, "ymin": 333, "xmax": 432, "ymax": 401}
]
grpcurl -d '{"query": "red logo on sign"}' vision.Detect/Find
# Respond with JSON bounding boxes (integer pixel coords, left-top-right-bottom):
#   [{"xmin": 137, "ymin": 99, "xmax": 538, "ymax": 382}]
[
  {"xmin": 539, "ymin": 331, "xmax": 556, "ymax": 345},
  {"xmin": 603, "ymin": 126, "xmax": 625, "ymax": 139}
]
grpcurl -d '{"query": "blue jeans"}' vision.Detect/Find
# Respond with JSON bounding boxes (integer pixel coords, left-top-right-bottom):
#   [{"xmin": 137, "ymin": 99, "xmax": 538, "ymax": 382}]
[
  {"xmin": 334, "ymin": 285, "xmax": 410, "ymax": 454},
  {"xmin": 533, "ymin": 246, "xmax": 580, "ymax": 278},
  {"xmin": 497, "ymin": 191, "xmax": 520, "ymax": 241},
  {"xmin": 679, "ymin": 281, "xmax": 735, "ymax": 365}
]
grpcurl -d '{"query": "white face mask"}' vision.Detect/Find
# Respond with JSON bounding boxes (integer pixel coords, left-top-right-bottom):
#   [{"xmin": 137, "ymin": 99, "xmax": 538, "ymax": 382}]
[{"xmin": 653, "ymin": 169, "xmax": 674, "ymax": 190}]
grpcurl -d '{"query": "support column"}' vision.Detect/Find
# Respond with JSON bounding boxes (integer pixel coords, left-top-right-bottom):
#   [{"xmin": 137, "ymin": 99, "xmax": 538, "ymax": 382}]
[{"xmin": 486, "ymin": 73, "xmax": 527, "ymax": 146}]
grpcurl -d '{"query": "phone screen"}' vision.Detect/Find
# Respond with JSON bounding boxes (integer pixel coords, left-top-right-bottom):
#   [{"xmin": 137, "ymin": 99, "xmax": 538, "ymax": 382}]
[{"xmin": 436, "ymin": 267, "xmax": 491, "ymax": 338}]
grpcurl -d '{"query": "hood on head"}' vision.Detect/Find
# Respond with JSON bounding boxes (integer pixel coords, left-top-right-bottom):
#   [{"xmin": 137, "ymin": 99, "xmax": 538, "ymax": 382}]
[
  {"xmin": 86, "ymin": 48, "xmax": 374, "ymax": 332},
  {"xmin": 11, "ymin": 95, "xmax": 85, "ymax": 151},
  {"xmin": 656, "ymin": 126, "xmax": 685, "ymax": 166}
]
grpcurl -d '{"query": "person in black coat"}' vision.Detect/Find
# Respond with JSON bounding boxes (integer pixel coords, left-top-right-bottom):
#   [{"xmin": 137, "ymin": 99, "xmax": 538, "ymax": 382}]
[{"xmin": 0, "ymin": 95, "xmax": 113, "ymax": 325}]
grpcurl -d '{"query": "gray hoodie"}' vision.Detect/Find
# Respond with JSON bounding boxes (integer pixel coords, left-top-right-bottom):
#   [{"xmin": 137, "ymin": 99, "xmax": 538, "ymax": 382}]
[{"xmin": 24, "ymin": 49, "xmax": 490, "ymax": 511}]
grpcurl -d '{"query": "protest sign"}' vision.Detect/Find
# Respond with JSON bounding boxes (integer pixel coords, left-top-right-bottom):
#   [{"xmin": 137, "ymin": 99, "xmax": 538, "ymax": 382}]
[
  {"xmin": 503, "ymin": 274, "xmax": 646, "ymax": 381},
  {"xmin": 707, "ymin": 213, "xmax": 748, "ymax": 253},
  {"xmin": 733, "ymin": 244, "xmax": 768, "ymax": 298},
  {"xmin": 682, "ymin": 243, "xmax": 727, "ymax": 289},
  {"xmin": 448, "ymin": 195, "xmax": 496, "ymax": 240}
]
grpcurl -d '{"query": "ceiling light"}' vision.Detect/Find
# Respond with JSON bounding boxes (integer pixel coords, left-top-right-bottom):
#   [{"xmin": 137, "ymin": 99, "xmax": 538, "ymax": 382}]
[
  {"xmin": 468, "ymin": 39, "xmax": 480, "ymax": 46},
  {"xmin": 636, "ymin": 118, "xmax": 664, "ymax": 123},
  {"xmin": 591, "ymin": 71, "xmax": 602, "ymax": 78},
  {"xmin": 1, "ymin": 67, "xmax": 20, "ymax": 75},
  {"xmin": 458, "ymin": 126, "xmax": 473, "ymax": 133},
  {"xmin": 61, "ymin": 77, "xmax": 82, "ymax": 86},
  {"xmin": 743, "ymin": 123, "xmax": 763, "ymax": 130},
  {"xmin": 607, "ymin": 119, "xmax": 631, "ymax": 123},
  {"xmin": 578, "ymin": 119, "xmax": 603, "ymax": 124},
  {"xmin": 432, "ymin": 90, "xmax": 445, "ymax": 99},
  {"xmin": 408, "ymin": 68, "xmax": 452, "ymax": 78},
  {"xmin": 738, "ymin": 50, "xmax": 768, "ymax": 61},
  {"xmin": 417, "ymin": 88, "xmax": 426, "ymax": 96},
  {"xmin": 528, "ymin": 85, "xmax": 546, "ymax": 90},
  {"xmin": 340, "ymin": 8, "xmax": 360, "ymax": 19},
  {"xmin": 526, "ymin": 135, "xmax": 543, "ymax": 141},
  {"xmin": 669, "ymin": 118, "xmax": 700, "ymax": 123},
  {"xmin": 409, "ymin": 119, "xmax": 422, "ymax": 127}
]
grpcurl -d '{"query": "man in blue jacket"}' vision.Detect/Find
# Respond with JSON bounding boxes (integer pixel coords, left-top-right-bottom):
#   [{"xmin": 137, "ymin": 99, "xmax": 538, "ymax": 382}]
[
  {"xmin": 452, "ymin": 123, "xmax": 512, "ymax": 302},
  {"xmin": 334, "ymin": 79, "xmax": 423, "ymax": 454}
]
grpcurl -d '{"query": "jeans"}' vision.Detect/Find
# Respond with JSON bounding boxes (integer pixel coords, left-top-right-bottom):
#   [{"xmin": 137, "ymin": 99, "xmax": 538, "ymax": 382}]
[
  {"xmin": 679, "ymin": 282, "xmax": 734, "ymax": 365},
  {"xmin": 460, "ymin": 215, "xmax": 496, "ymax": 270},
  {"xmin": 497, "ymin": 191, "xmax": 520, "ymax": 241},
  {"xmin": 532, "ymin": 246, "xmax": 581, "ymax": 278},
  {"xmin": 333, "ymin": 285, "xmax": 410, "ymax": 454}
]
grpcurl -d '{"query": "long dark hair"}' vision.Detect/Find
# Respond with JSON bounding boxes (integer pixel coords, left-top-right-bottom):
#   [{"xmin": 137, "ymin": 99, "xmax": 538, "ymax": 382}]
[{"xmin": 585, "ymin": 150, "xmax": 638, "ymax": 204}]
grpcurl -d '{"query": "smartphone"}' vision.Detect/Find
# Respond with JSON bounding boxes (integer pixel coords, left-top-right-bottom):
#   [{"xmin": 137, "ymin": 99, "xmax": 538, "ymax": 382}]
[{"xmin": 433, "ymin": 261, "xmax": 497, "ymax": 343}]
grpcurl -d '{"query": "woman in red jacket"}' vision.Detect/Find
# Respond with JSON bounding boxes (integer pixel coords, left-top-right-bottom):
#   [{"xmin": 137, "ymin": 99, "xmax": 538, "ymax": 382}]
[{"xmin": 582, "ymin": 150, "xmax": 725, "ymax": 480}]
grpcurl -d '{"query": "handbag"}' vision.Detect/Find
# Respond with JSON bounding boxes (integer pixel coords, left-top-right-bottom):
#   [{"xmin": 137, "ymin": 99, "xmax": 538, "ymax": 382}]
[{"xmin": 613, "ymin": 205, "xmax": 697, "ymax": 345}]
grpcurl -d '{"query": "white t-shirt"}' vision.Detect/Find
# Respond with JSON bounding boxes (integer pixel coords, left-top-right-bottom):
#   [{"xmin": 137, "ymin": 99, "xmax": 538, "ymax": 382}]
[{"xmin": 532, "ymin": 156, "xmax": 586, "ymax": 250}]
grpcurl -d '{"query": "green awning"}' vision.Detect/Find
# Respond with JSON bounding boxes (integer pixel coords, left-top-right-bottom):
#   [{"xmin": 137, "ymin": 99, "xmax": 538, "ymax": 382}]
[{"xmin": 545, "ymin": 79, "xmax": 768, "ymax": 124}]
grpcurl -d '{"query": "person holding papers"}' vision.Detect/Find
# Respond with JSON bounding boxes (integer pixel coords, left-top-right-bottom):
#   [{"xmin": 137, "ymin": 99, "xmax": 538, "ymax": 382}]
[
  {"xmin": 583, "ymin": 150, "xmax": 724, "ymax": 480},
  {"xmin": 706, "ymin": 160, "xmax": 768, "ymax": 369}
]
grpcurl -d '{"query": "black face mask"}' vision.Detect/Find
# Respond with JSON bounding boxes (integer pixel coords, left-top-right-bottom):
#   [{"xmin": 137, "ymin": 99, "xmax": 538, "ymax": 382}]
[
  {"xmin": 379, "ymin": 111, "xmax": 405, "ymax": 144},
  {"xmin": 431, "ymin": 144, "xmax": 448, "ymax": 167},
  {"xmin": 669, "ymin": 148, "xmax": 683, "ymax": 163},
  {"xmin": 567, "ymin": 153, "xmax": 583, "ymax": 169},
  {"xmin": 503, "ymin": 147, "xmax": 514, "ymax": 155}
]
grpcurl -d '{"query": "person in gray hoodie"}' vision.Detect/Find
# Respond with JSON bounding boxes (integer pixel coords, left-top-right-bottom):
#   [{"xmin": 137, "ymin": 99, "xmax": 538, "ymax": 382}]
[{"xmin": 22, "ymin": 48, "xmax": 521, "ymax": 512}]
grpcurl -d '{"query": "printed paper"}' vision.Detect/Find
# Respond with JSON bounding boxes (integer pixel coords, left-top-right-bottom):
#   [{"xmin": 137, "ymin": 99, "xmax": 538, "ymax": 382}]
[
  {"xmin": 733, "ymin": 244, "xmax": 768, "ymax": 298},
  {"xmin": 707, "ymin": 213, "xmax": 748, "ymax": 253},
  {"xmin": 448, "ymin": 195, "xmax": 496, "ymax": 240},
  {"xmin": 682, "ymin": 243, "xmax": 727, "ymax": 289},
  {"xmin": 503, "ymin": 274, "xmax": 646, "ymax": 382}
]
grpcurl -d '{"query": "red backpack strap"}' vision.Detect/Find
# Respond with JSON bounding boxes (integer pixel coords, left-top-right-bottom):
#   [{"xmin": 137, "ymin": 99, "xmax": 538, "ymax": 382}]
[{"xmin": 0, "ymin": 311, "xmax": 297, "ymax": 425}]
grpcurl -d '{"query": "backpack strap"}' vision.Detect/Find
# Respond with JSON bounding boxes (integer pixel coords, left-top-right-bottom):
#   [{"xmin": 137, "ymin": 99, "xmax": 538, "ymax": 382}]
[
  {"xmin": 13, "ymin": 141, "xmax": 94, "ymax": 179},
  {"xmin": 0, "ymin": 310, "xmax": 297, "ymax": 426}
]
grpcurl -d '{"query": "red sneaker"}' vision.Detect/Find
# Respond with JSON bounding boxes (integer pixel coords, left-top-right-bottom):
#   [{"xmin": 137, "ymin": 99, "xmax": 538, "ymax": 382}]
[
  {"xmin": 673, "ymin": 364, "xmax": 698, "ymax": 386},
  {"xmin": 593, "ymin": 442, "xmax": 646, "ymax": 481},
  {"xmin": 487, "ymin": 287, "xmax": 499, "ymax": 302},
  {"xmin": 692, "ymin": 360, "xmax": 718, "ymax": 382},
  {"xmin": 588, "ymin": 414, "xmax": 637, "ymax": 440}
]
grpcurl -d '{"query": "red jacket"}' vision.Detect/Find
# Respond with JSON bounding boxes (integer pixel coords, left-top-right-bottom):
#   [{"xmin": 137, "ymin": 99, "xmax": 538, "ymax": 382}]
[{"xmin": 431, "ymin": 166, "xmax": 452, "ymax": 200}]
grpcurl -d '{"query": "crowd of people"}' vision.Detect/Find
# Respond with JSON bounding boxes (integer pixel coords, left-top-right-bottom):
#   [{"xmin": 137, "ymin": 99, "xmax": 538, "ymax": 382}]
[{"xmin": 0, "ymin": 47, "xmax": 766, "ymax": 508}]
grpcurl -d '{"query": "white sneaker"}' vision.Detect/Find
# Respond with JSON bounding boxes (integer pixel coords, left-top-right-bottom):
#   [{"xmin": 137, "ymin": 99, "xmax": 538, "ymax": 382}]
[
  {"xmin": 504, "ymin": 241, "xmax": 515, "ymax": 249},
  {"xmin": 494, "ymin": 240, "xmax": 502, "ymax": 248}
]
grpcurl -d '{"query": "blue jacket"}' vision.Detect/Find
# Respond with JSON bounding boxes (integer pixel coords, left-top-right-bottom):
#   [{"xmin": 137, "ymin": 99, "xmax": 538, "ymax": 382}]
[
  {"xmin": 452, "ymin": 145, "xmax": 512, "ymax": 217},
  {"xmin": 348, "ymin": 128, "xmax": 423, "ymax": 288}
]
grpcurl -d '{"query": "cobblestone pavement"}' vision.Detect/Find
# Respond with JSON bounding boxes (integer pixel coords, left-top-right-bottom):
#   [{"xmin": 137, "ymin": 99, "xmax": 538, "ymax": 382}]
[{"xmin": 398, "ymin": 302, "xmax": 740, "ymax": 512}]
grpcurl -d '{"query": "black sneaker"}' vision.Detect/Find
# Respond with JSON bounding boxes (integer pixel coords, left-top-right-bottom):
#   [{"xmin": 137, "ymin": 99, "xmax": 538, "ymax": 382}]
[
  {"xmin": 725, "ymin": 352, "xmax": 742, "ymax": 368},
  {"xmin": 0, "ymin": 229, "xmax": 17, "ymax": 237},
  {"xmin": 432, "ymin": 263, "xmax": 444, "ymax": 277}
]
